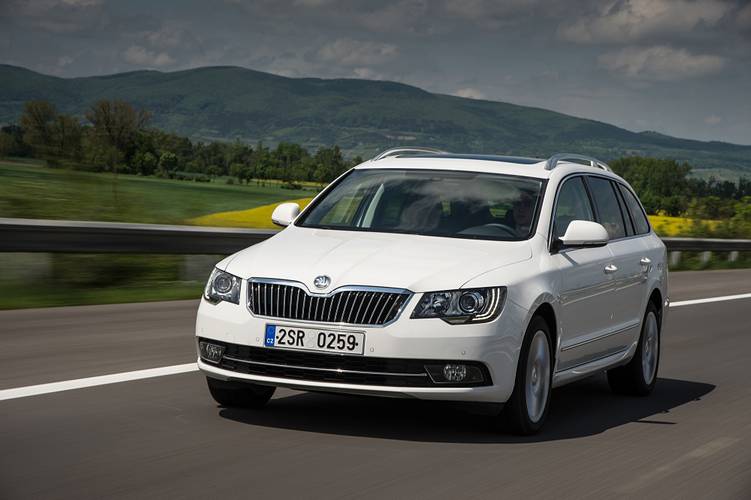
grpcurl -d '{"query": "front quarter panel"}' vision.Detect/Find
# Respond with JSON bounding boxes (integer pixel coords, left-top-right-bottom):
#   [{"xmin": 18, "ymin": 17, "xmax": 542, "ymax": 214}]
[{"xmin": 462, "ymin": 235, "xmax": 562, "ymax": 374}]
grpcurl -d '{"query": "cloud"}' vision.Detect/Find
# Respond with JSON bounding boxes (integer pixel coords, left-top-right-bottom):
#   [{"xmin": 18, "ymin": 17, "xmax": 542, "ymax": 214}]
[
  {"xmin": 60, "ymin": 0, "xmax": 101, "ymax": 5},
  {"xmin": 145, "ymin": 24, "xmax": 187, "ymax": 49},
  {"xmin": 738, "ymin": 3, "xmax": 751, "ymax": 30},
  {"xmin": 560, "ymin": 0, "xmax": 730, "ymax": 43},
  {"xmin": 705, "ymin": 115, "xmax": 722, "ymax": 125},
  {"xmin": 57, "ymin": 55, "xmax": 74, "ymax": 67},
  {"xmin": 442, "ymin": 0, "xmax": 541, "ymax": 28},
  {"xmin": 453, "ymin": 87, "xmax": 486, "ymax": 99},
  {"xmin": 353, "ymin": 67, "xmax": 387, "ymax": 80},
  {"xmin": 318, "ymin": 38, "xmax": 398, "ymax": 66},
  {"xmin": 598, "ymin": 45, "xmax": 725, "ymax": 81},
  {"xmin": 123, "ymin": 45, "xmax": 175, "ymax": 67},
  {"xmin": 293, "ymin": 0, "xmax": 335, "ymax": 6},
  {"xmin": 5, "ymin": 0, "xmax": 108, "ymax": 33}
]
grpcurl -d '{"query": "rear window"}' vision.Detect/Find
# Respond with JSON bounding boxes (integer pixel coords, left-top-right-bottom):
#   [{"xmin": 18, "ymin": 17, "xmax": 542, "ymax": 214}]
[{"xmin": 618, "ymin": 184, "xmax": 651, "ymax": 235}]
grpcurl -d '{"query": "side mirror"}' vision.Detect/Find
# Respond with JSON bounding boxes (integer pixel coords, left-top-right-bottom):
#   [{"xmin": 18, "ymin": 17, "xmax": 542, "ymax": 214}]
[
  {"xmin": 558, "ymin": 220, "xmax": 609, "ymax": 248},
  {"xmin": 271, "ymin": 202, "xmax": 300, "ymax": 227}
]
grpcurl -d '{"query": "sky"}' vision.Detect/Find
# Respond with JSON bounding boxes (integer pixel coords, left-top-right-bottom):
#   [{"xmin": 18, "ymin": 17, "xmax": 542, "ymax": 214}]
[{"xmin": 1, "ymin": 0, "xmax": 750, "ymax": 145}]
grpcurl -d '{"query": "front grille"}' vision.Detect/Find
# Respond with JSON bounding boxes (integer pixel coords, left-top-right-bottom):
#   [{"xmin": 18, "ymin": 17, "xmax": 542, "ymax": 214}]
[
  {"xmin": 200, "ymin": 338, "xmax": 491, "ymax": 388},
  {"xmin": 248, "ymin": 281, "xmax": 410, "ymax": 326}
]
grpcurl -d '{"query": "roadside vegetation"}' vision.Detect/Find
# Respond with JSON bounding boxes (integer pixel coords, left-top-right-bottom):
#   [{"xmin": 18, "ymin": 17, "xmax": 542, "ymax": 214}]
[{"xmin": 1, "ymin": 99, "xmax": 750, "ymax": 310}]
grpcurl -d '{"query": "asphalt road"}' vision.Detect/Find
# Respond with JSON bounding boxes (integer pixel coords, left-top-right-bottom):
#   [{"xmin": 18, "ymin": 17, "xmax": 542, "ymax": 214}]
[{"xmin": 1, "ymin": 269, "xmax": 750, "ymax": 499}]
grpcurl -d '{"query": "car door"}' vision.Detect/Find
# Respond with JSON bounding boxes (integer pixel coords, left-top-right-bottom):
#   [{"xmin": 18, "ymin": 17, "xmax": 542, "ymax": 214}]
[
  {"xmin": 583, "ymin": 176, "xmax": 641, "ymax": 359},
  {"xmin": 551, "ymin": 176, "xmax": 616, "ymax": 372},
  {"xmin": 616, "ymin": 182, "xmax": 660, "ymax": 324}
]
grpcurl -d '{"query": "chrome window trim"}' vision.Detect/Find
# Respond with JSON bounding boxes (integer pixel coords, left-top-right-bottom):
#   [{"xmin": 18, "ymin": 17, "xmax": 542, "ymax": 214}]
[
  {"xmin": 246, "ymin": 277, "xmax": 414, "ymax": 328},
  {"xmin": 548, "ymin": 172, "xmax": 655, "ymax": 252}
]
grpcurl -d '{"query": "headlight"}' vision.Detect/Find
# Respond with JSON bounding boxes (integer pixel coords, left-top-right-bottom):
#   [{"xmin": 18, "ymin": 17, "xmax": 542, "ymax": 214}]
[
  {"xmin": 204, "ymin": 268, "xmax": 241, "ymax": 305},
  {"xmin": 411, "ymin": 287, "xmax": 506, "ymax": 324}
]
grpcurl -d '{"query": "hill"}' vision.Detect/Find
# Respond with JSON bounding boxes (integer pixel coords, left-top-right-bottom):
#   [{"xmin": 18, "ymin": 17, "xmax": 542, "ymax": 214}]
[{"xmin": 0, "ymin": 64, "xmax": 749, "ymax": 178}]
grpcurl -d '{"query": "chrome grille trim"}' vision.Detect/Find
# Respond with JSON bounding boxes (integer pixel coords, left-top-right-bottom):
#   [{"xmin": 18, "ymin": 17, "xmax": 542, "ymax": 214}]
[{"xmin": 247, "ymin": 278, "xmax": 412, "ymax": 327}]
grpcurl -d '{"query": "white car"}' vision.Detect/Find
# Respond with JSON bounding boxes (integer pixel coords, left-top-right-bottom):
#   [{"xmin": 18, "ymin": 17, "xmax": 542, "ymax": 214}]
[{"xmin": 196, "ymin": 148, "xmax": 668, "ymax": 434}]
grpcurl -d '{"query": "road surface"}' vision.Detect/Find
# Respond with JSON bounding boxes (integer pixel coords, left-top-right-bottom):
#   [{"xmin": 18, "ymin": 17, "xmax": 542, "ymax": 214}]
[{"xmin": 1, "ymin": 269, "xmax": 750, "ymax": 499}]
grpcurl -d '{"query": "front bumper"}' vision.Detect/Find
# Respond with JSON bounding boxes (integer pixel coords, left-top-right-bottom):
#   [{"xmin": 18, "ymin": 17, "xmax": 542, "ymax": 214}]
[{"xmin": 195, "ymin": 293, "xmax": 527, "ymax": 403}]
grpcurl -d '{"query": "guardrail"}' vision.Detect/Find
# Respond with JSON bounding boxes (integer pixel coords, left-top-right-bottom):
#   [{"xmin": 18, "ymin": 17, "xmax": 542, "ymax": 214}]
[
  {"xmin": 1, "ymin": 217, "xmax": 750, "ymax": 255},
  {"xmin": 0, "ymin": 218, "xmax": 276, "ymax": 254}
]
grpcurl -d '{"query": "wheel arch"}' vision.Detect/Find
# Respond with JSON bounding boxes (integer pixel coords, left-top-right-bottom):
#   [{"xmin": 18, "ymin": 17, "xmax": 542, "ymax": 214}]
[
  {"xmin": 648, "ymin": 287, "xmax": 663, "ymax": 325},
  {"xmin": 533, "ymin": 303, "xmax": 557, "ymax": 354}
]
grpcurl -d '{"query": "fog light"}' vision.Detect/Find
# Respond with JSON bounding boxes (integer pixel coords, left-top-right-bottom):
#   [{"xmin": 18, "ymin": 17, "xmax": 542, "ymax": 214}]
[
  {"xmin": 199, "ymin": 341, "xmax": 225, "ymax": 363},
  {"xmin": 443, "ymin": 364, "xmax": 467, "ymax": 382},
  {"xmin": 425, "ymin": 363, "xmax": 486, "ymax": 385}
]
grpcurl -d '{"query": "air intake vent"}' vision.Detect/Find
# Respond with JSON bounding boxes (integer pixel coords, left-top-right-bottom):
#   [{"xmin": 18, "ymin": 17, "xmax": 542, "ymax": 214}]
[{"xmin": 248, "ymin": 281, "xmax": 411, "ymax": 326}]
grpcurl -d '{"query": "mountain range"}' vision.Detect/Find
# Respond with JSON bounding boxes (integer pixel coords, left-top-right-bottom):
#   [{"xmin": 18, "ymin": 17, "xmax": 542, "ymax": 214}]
[{"xmin": 0, "ymin": 64, "xmax": 749, "ymax": 178}]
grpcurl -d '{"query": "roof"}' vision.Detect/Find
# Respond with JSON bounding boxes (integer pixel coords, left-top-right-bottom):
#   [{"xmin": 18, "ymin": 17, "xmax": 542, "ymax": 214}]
[{"xmin": 355, "ymin": 148, "xmax": 617, "ymax": 180}]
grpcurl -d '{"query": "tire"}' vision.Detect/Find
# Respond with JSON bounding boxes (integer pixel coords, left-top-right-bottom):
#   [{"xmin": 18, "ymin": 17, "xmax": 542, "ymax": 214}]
[
  {"xmin": 206, "ymin": 377, "xmax": 276, "ymax": 408},
  {"xmin": 502, "ymin": 316, "xmax": 553, "ymax": 435},
  {"xmin": 607, "ymin": 301, "xmax": 660, "ymax": 396}
]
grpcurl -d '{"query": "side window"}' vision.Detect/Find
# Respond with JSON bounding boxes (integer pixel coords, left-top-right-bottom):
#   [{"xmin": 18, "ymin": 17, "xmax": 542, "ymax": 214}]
[
  {"xmin": 553, "ymin": 177, "xmax": 595, "ymax": 239},
  {"xmin": 587, "ymin": 177, "xmax": 626, "ymax": 240},
  {"xmin": 618, "ymin": 184, "xmax": 651, "ymax": 235},
  {"xmin": 614, "ymin": 183, "xmax": 635, "ymax": 236}
]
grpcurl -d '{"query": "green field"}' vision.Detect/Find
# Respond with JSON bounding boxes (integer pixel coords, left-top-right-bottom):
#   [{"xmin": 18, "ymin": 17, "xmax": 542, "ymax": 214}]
[
  {"xmin": 0, "ymin": 159, "xmax": 311, "ymax": 224},
  {"xmin": 0, "ymin": 160, "xmax": 316, "ymax": 309}
]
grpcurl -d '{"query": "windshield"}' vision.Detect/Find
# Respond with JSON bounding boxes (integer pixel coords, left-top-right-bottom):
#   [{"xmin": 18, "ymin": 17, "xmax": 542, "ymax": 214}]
[{"xmin": 297, "ymin": 169, "xmax": 544, "ymax": 241}]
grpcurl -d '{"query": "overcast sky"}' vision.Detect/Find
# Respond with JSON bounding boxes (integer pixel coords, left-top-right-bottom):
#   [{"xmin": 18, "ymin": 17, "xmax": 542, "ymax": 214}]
[{"xmin": 1, "ymin": 0, "xmax": 749, "ymax": 144}]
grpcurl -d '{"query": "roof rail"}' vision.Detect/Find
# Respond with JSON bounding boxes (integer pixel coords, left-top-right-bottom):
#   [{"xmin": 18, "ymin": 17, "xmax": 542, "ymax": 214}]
[
  {"xmin": 545, "ymin": 153, "xmax": 612, "ymax": 172},
  {"xmin": 372, "ymin": 147, "xmax": 447, "ymax": 161}
]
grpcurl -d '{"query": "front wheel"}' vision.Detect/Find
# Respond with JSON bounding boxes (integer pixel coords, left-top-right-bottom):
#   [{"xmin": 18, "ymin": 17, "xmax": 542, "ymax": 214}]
[
  {"xmin": 206, "ymin": 377, "xmax": 275, "ymax": 408},
  {"xmin": 607, "ymin": 301, "xmax": 660, "ymax": 396},
  {"xmin": 501, "ymin": 316, "xmax": 553, "ymax": 435}
]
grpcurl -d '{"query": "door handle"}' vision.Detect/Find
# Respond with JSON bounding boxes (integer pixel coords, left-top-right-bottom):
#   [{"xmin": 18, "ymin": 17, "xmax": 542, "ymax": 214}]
[
  {"xmin": 640, "ymin": 257, "xmax": 652, "ymax": 266},
  {"xmin": 604, "ymin": 264, "xmax": 618, "ymax": 274}
]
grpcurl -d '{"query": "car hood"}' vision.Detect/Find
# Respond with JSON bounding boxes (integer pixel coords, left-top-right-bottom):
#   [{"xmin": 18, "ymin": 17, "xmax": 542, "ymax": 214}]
[{"xmin": 220, "ymin": 226, "xmax": 532, "ymax": 292}]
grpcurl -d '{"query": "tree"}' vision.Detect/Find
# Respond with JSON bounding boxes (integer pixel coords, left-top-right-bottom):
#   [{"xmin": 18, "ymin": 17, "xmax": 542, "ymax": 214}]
[
  {"xmin": 610, "ymin": 157, "xmax": 691, "ymax": 215},
  {"xmin": 229, "ymin": 163, "xmax": 246, "ymax": 184},
  {"xmin": 86, "ymin": 100, "xmax": 151, "ymax": 167},
  {"xmin": 158, "ymin": 152, "xmax": 178, "ymax": 177},
  {"xmin": 206, "ymin": 164, "xmax": 222, "ymax": 179},
  {"xmin": 133, "ymin": 151, "xmax": 158, "ymax": 176},
  {"xmin": 20, "ymin": 101, "xmax": 58, "ymax": 156},
  {"xmin": 0, "ymin": 125, "xmax": 31, "ymax": 157},
  {"xmin": 52, "ymin": 114, "xmax": 83, "ymax": 159},
  {"xmin": 313, "ymin": 146, "xmax": 347, "ymax": 183}
]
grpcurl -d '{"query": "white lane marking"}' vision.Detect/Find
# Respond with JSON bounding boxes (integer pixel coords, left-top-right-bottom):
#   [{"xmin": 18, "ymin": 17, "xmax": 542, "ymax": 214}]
[
  {"xmin": 0, "ymin": 363, "xmax": 198, "ymax": 402},
  {"xmin": 670, "ymin": 292, "xmax": 751, "ymax": 308},
  {"xmin": 1, "ymin": 291, "xmax": 750, "ymax": 402}
]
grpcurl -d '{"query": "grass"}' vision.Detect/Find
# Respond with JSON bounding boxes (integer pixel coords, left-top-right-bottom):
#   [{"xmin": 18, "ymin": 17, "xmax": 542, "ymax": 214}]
[
  {"xmin": 189, "ymin": 198, "xmax": 313, "ymax": 228},
  {"xmin": 0, "ymin": 159, "xmax": 312, "ymax": 224},
  {"xmin": 648, "ymin": 214, "xmax": 720, "ymax": 237}
]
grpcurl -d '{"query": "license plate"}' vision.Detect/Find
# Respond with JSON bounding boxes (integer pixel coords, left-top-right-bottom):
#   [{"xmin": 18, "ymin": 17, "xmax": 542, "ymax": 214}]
[{"xmin": 264, "ymin": 324, "xmax": 365, "ymax": 355}]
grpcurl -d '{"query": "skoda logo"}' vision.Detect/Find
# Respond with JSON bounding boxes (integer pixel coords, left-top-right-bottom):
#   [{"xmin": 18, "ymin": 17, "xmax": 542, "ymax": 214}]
[{"xmin": 313, "ymin": 275, "xmax": 331, "ymax": 289}]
